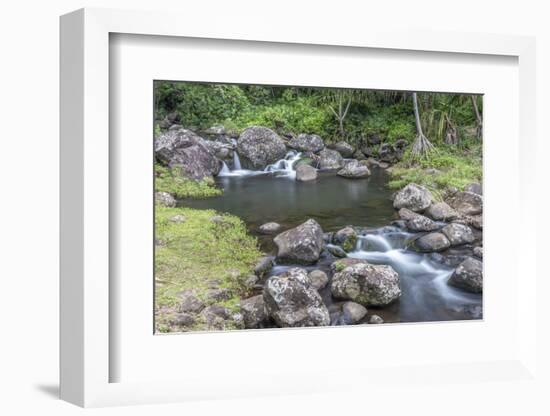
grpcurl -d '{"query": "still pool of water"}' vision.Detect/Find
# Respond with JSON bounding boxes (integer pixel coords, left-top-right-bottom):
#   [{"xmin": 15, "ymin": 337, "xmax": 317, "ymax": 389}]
[{"xmin": 180, "ymin": 167, "xmax": 482, "ymax": 324}]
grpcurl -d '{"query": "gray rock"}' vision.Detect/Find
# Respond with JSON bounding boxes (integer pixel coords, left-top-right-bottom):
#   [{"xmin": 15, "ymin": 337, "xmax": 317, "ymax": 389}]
[
  {"xmin": 295, "ymin": 164, "xmax": 318, "ymax": 182},
  {"xmin": 425, "ymin": 202, "xmax": 459, "ymax": 221},
  {"xmin": 169, "ymin": 214, "xmax": 186, "ymax": 223},
  {"xmin": 240, "ymin": 295, "xmax": 268, "ymax": 329},
  {"xmin": 274, "ymin": 219, "xmax": 325, "ymax": 265},
  {"xmin": 326, "ymin": 245, "xmax": 348, "ymax": 258},
  {"xmin": 331, "ymin": 263, "xmax": 401, "ymax": 306},
  {"xmin": 288, "ymin": 133, "xmax": 325, "ymax": 153},
  {"xmin": 342, "ymin": 301, "xmax": 368, "ymax": 324},
  {"xmin": 154, "ymin": 128, "xmax": 221, "ymax": 179},
  {"xmin": 398, "ymin": 208, "xmax": 439, "ymax": 232},
  {"xmin": 204, "ymin": 288, "xmax": 232, "ymax": 303},
  {"xmin": 412, "ymin": 232, "xmax": 451, "ymax": 252},
  {"xmin": 448, "ymin": 257, "xmax": 483, "ymax": 293},
  {"xmin": 361, "ymin": 145, "xmax": 377, "ymax": 158},
  {"xmin": 254, "ymin": 256, "xmax": 274, "ymax": 277},
  {"xmin": 368, "ymin": 314, "xmax": 384, "ymax": 324},
  {"xmin": 394, "ymin": 139, "xmax": 408, "ymax": 150},
  {"xmin": 263, "ymin": 268, "xmax": 330, "ymax": 327},
  {"xmin": 367, "ymin": 133, "xmax": 382, "ymax": 145},
  {"xmin": 318, "ymin": 148, "xmax": 344, "ymax": 169},
  {"xmin": 177, "ymin": 290, "xmax": 205, "ymax": 313},
  {"xmin": 337, "ymin": 160, "xmax": 371, "ymax": 178},
  {"xmin": 332, "ymin": 141, "xmax": 355, "ymax": 158},
  {"xmin": 447, "ymin": 191, "xmax": 483, "ymax": 216},
  {"xmin": 352, "ymin": 149, "xmax": 367, "ymax": 160},
  {"xmin": 155, "ymin": 191, "xmax": 176, "ymax": 207},
  {"xmin": 465, "ymin": 183, "xmax": 483, "ymax": 195},
  {"xmin": 473, "ymin": 246, "xmax": 483, "ymax": 259},
  {"xmin": 393, "ymin": 183, "xmax": 433, "ymax": 212},
  {"xmin": 200, "ymin": 305, "xmax": 232, "ymax": 329},
  {"xmin": 259, "ymin": 222, "xmax": 282, "ymax": 234},
  {"xmin": 308, "ymin": 270, "xmax": 329, "ymax": 290},
  {"xmin": 203, "ymin": 125, "xmax": 226, "ymax": 136},
  {"xmin": 441, "ymin": 223, "xmax": 475, "ymax": 246},
  {"xmin": 236, "ymin": 126, "xmax": 287, "ymax": 169},
  {"xmin": 330, "ymin": 258, "xmax": 369, "ymax": 274},
  {"xmin": 169, "ymin": 312, "xmax": 196, "ymax": 328},
  {"xmin": 333, "ymin": 226, "xmax": 358, "ymax": 252},
  {"xmin": 378, "ymin": 143, "xmax": 398, "ymax": 163},
  {"xmin": 243, "ymin": 274, "xmax": 259, "ymax": 289}
]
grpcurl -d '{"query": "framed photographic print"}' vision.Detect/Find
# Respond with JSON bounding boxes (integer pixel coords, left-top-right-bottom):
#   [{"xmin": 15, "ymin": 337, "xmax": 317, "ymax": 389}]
[{"xmin": 60, "ymin": 7, "xmax": 539, "ymax": 408}]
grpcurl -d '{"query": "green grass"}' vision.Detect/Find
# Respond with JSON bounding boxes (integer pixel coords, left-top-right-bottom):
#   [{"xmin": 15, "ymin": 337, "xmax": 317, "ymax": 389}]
[
  {"xmin": 155, "ymin": 164, "xmax": 222, "ymax": 199},
  {"xmin": 388, "ymin": 141, "xmax": 482, "ymax": 198},
  {"xmin": 155, "ymin": 206, "xmax": 264, "ymax": 332}
]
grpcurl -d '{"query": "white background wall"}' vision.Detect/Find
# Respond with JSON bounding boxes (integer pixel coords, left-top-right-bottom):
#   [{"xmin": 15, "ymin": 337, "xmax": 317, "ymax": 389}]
[{"xmin": 0, "ymin": 0, "xmax": 547, "ymax": 414}]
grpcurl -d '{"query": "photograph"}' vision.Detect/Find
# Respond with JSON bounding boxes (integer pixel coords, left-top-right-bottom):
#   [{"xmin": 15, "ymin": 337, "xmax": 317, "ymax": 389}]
[{"xmin": 153, "ymin": 81, "xmax": 483, "ymax": 333}]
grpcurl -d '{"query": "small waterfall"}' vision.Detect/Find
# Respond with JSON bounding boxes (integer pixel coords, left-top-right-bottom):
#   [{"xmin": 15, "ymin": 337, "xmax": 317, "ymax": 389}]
[
  {"xmin": 218, "ymin": 149, "xmax": 302, "ymax": 179},
  {"xmin": 233, "ymin": 151, "xmax": 242, "ymax": 170},
  {"xmin": 219, "ymin": 161, "xmax": 231, "ymax": 175}
]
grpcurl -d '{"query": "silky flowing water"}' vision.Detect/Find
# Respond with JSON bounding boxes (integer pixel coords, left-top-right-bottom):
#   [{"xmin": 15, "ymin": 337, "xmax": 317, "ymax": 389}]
[{"xmin": 181, "ymin": 154, "xmax": 482, "ymax": 324}]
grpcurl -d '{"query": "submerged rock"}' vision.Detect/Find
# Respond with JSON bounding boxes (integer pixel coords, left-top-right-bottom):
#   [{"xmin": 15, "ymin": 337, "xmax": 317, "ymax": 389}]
[
  {"xmin": 448, "ymin": 257, "xmax": 483, "ymax": 293},
  {"xmin": 236, "ymin": 126, "xmax": 287, "ymax": 169},
  {"xmin": 295, "ymin": 164, "xmax": 318, "ymax": 182},
  {"xmin": 259, "ymin": 222, "xmax": 282, "ymax": 234},
  {"xmin": 425, "ymin": 202, "xmax": 459, "ymax": 221},
  {"xmin": 317, "ymin": 148, "xmax": 344, "ymax": 169},
  {"xmin": 441, "ymin": 223, "xmax": 475, "ymax": 246},
  {"xmin": 274, "ymin": 219, "xmax": 325, "ymax": 265},
  {"xmin": 447, "ymin": 191, "xmax": 483, "ymax": 216},
  {"xmin": 333, "ymin": 226, "xmax": 358, "ymax": 252},
  {"xmin": 288, "ymin": 133, "xmax": 325, "ymax": 153},
  {"xmin": 155, "ymin": 191, "xmax": 176, "ymax": 207},
  {"xmin": 331, "ymin": 263, "xmax": 401, "ymax": 306},
  {"xmin": 412, "ymin": 232, "xmax": 451, "ymax": 252},
  {"xmin": 342, "ymin": 301, "xmax": 368, "ymax": 324},
  {"xmin": 337, "ymin": 160, "xmax": 371, "ymax": 178},
  {"xmin": 393, "ymin": 183, "xmax": 433, "ymax": 212},
  {"xmin": 240, "ymin": 295, "xmax": 268, "ymax": 329},
  {"xmin": 263, "ymin": 268, "xmax": 330, "ymax": 327}
]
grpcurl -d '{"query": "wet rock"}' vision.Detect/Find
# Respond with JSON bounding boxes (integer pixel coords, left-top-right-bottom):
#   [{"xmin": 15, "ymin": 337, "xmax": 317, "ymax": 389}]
[
  {"xmin": 425, "ymin": 202, "xmax": 459, "ymax": 221},
  {"xmin": 326, "ymin": 245, "xmax": 347, "ymax": 258},
  {"xmin": 308, "ymin": 270, "xmax": 329, "ymax": 290},
  {"xmin": 254, "ymin": 256, "xmax": 274, "ymax": 277},
  {"xmin": 154, "ymin": 128, "xmax": 220, "ymax": 179},
  {"xmin": 330, "ymin": 258, "xmax": 369, "ymax": 274},
  {"xmin": 323, "ymin": 232, "xmax": 334, "ymax": 244},
  {"xmin": 240, "ymin": 295, "xmax": 268, "ymax": 329},
  {"xmin": 331, "ymin": 263, "xmax": 401, "ymax": 306},
  {"xmin": 288, "ymin": 133, "xmax": 325, "ymax": 153},
  {"xmin": 318, "ymin": 148, "xmax": 344, "ymax": 169},
  {"xmin": 263, "ymin": 268, "xmax": 330, "ymax": 327},
  {"xmin": 274, "ymin": 219, "xmax": 325, "ymax": 265},
  {"xmin": 332, "ymin": 141, "xmax": 355, "ymax": 158},
  {"xmin": 259, "ymin": 222, "xmax": 282, "ymax": 234},
  {"xmin": 236, "ymin": 126, "xmax": 287, "ymax": 169},
  {"xmin": 368, "ymin": 314, "xmax": 384, "ymax": 324},
  {"xmin": 412, "ymin": 232, "xmax": 451, "ymax": 252},
  {"xmin": 177, "ymin": 290, "xmax": 205, "ymax": 313},
  {"xmin": 465, "ymin": 183, "xmax": 483, "ymax": 195},
  {"xmin": 447, "ymin": 191, "xmax": 483, "ymax": 216},
  {"xmin": 333, "ymin": 226, "xmax": 358, "ymax": 252},
  {"xmin": 295, "ymin": 164, "xmax": 318, "ymax": 182},
  {"xmin": 202, "ymin": 140, "xmax": 233, "ymax": 160},
  {"xmin": 448, "ymin": 257, "xmax": 483, "ymax": 293},
  {"xmin": 342, "ymin": 301, "xmax": 368, "ymax": 324},
  {"xmin": 393, "ymin": 183, "xmax": 433, "ymax": 212},
  {"xmin": 155, "ymin": 191, "xmax": 176, "ymax": 207},
  {"xmin": 441, "ymin": 223, "xmax": 475, "ymax": 246},
  {"xmin": 337, "ymin": 160, "xmax": 371, "ymax": 178},
  {"xmin": 398, "ymin": 208, "xmax": 439, "ymax": 232},
  {"xmin": 473, "ymin": 246, "xmax": 483, "ymax": 259}
]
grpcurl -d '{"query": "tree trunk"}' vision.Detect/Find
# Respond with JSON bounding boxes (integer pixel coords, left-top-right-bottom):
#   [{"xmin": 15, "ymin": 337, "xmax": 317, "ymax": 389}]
[
  {"xmin": 471, "ymin": 95, "xmax": 483, "ymax": 139},
  {"xmin": 411, "ymin": 92, "xmax": 435, "ymax": 158}
]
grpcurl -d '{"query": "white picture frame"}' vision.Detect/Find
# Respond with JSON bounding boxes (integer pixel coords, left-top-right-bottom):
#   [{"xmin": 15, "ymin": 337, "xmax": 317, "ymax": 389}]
[{"xmin": 60, "ymin": 7, "xmax": 538, "ymax": 408}]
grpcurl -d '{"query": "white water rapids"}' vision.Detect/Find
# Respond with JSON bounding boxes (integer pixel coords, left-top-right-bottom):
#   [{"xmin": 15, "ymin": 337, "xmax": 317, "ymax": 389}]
[{"xmin": 218, "ymin": 150, "xmax": 302, "ymax": 179}]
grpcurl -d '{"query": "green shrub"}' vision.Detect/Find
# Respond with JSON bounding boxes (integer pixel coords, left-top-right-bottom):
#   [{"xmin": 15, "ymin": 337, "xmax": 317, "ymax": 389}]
[{"xmin": 155, "ymin": 164, "xmax": 222, "ymax": 199}]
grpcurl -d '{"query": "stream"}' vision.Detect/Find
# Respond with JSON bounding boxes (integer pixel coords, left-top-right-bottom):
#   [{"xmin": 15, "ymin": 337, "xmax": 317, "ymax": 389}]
[{"xmin": 181, "ymin": 152, "xmax": 483, "ymax": 324}]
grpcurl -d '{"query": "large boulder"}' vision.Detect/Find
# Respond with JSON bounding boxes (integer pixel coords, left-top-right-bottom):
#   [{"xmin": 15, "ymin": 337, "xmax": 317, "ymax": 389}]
[
  {"xmin": 411, "ymin": 232, "xmax": 451, "ymax": 252},
  {"xmin": 448, "ymin": 257, "xmax": 483, "ymax": 293},
  {"xmin": 425, "ymin": 202, "xmax": 459, "ymax": 221},
  {"xmin": 318, "ymin": 149, "xmax": 344, "ymax": 169},
  {"xmin": 273, "ymin": 219, "xmax": 325, "ymax": 265},
  {"xmin": 288, "ymin": 133, "xmax": 325, "ymax": 153},
  {"xmin": 393, "ymin": 183, "xmax": 433, "ymax": 212},
  {"xmin": 331, "ymin": 263, "xmax": 401, "ymax": 306},
  {"xmin": 337, "ymin": 160, "xmax": 371, "ymax": 178},
  {"xmin": 240, "ymin": 295, "xmax": 268, "ymax": 329},
  {"xmin": 330, "ymin": 258, "xmax": 369, "ymax": 274},
  {"xmin": 236, "ymin": 126, "xmax": 287, "ymax": 169},
  {"xmin": 441, "ymin": 223, "xmax": 475, "ymax": 246},
  {"xmin": 398, "ymin": 208, "xmax": 439, "ymax": 232},
  {"xmin": 447, "ymin": 191, "xmax": 483, "ymax": 216},
  {"xmin": 333, "ymin": 226, "xmax": 358, "ymax": 252},
  {"xmin": 332, "ymin": 141, "xmax": 355, "ymax": 158},
  {"xmin": 154, "ymin": 128, "xmax": 221, "ymax": 179},
  {"xmin": 263, "ymin": 268, "xmax": 330, "ymax": 327},
  {"xmin": 295, "ymin": 164, "xmax": 318, "ymax": 182}
]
